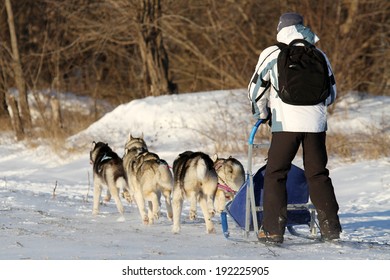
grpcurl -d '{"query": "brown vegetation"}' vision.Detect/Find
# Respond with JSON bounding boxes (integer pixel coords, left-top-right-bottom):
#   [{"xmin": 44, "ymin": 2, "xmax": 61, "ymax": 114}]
[{"xmin": 0, "ymin": 0, "xmax": 389, "ymax": 158}]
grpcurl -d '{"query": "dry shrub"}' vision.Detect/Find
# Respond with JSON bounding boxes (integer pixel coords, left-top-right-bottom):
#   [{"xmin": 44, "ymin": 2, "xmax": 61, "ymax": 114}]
[
  {"xmin": 26, "ymin": 107, "xmax": 97, "ymax": 153},
  {"xmin": 207, "ymin": 117, "xmax": 389, "ymax": 162},
  {"xmin": 327, "ymin": 131, "xmax": 390, "ymax": 161},
  {"xmin": 194, "ymin": 92, "xmax": 271, "ymax": 158},
  {"xmin": 0, "ymin": 115, "xmax": 12, "ymax": 131}
]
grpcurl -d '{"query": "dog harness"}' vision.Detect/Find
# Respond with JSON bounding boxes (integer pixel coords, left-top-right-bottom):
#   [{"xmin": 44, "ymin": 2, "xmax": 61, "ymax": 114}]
[
  {"xmin": 97, "ymin": 153, "xmax": 113, "ymax": 173},
  {"xmin": 217, "ymin": 183, "xmax": 237, "ymax": 199}
]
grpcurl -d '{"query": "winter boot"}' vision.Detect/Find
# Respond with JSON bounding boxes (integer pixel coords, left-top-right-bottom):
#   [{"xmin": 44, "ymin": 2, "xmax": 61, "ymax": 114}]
[
  {"xmin": 257, "ymin": 230, "xmax": 284, "ymax": 244},
  {"xmin": 320, "ymin": 219, "xmax": 342, "ymax": 241}
]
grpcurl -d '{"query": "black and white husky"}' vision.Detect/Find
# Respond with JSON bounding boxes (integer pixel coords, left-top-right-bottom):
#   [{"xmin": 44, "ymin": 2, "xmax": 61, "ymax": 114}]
[
  {"xmin": 123, "ymin": 135, "xmax": 173, "ymax": 225},
  {"xmin": 89, "ymin": 141, "xmax": 129, "ymax": 218},
  {"xmin": 172, "ymin": 151, "xmax": 218, "ymax": 234}
]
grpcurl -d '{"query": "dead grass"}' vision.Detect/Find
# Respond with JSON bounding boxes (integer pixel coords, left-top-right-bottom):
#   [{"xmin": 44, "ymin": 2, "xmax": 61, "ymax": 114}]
[
  {"xmin": 327, "ymin": 131, "xmax": 390, "ymax": 161},
  {"xmin": 202, "ymin": 105, "xmax": 389, "ymax": 162},
  {"xmin": 0, "ymin": 115, "xmax": 13, "ymax": 131},
  {"xmin": 21, "ymin": 108, "xmax": 98, "ymax": 153},
  {"xmin": 2, "ymin": 91, "xmax": 388, "ymax": 162}
]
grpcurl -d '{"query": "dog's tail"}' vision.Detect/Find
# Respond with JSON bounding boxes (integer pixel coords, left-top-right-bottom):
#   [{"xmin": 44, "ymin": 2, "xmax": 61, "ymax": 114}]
[
  {"xmin": 196, "ymin": 159, "xmax": 208, "ymax": 181},
  {"xmin": 157, "ymin": 159, "xmax": 173, "ymax": 190}
]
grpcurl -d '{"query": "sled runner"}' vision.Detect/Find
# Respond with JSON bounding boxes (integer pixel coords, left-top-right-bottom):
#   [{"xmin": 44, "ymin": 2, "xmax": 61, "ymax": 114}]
[{"xmin": 221, "ymin": 119, "xmax": 317, "ymax": 240}]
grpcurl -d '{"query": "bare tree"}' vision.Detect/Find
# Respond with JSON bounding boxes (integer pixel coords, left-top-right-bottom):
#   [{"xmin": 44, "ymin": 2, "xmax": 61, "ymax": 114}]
[
  {"xmin": 47, "ymin": 0, "xmax": 175, "ymax": 100},
  {"xmin": 280, "ymin": 0, "xmax": 390, "ymax": 95},
  {"xmin": 159, "ymin": 0, "xmax": 274, "ymax": 92},
  {"xmin": 5, "ymin": 0, "xmax": 31, "ymax": 132},
  {"xmin": 136, "ymin": 0, "xmax": 176, "ymax": 96},
  {"xmin": 0, "ymin": 57, "xmax": 9, "ymax": 120},
  {"xmin": 5, "ymin": 94, "xmax": 23, "ymax": 140},
  {"xmin": 0, "ymin": 0, "xmax": 389, "ymax": 142}
]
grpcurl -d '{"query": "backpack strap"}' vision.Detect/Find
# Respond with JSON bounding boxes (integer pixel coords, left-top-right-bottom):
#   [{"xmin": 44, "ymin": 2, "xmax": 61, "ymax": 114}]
[
  {"xmin": 289, "ymin": 38, "xmax": 315, "ymax": 48},
  {"xmin": 275, "ymin": 42, "xmax": 287, "ymax": 50}
]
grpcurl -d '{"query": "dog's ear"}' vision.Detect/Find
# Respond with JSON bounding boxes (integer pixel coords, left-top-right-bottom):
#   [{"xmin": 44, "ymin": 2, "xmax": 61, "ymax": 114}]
[
  {"xmin": 211, "ymin": 153, "xmax": 218, "ymax": 162},
  {"xmin": 91, "ymin": 141, "xmax": 96, "ymax": 150},
  {"xmin": 128, "ymin": 133, "xmax": 132, "ymax": 140}
]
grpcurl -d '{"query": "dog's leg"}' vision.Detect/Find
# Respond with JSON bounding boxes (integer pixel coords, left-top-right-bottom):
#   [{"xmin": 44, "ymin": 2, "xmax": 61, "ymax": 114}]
[
  {"xmin": 134, "ymin": 187, "xmax": 148, "ymax": 225},
  {"xmin": 92, "ymin": 179, "xmax": 102, "ymax": 215},
  {"xmin": 162, "ymin": 189, "xmax": 173, "ymax": 221},
  {"xmin": 147, "ymin": 200, "xmax": 153, "ymax": 223},
  {"xmin": 124, "ymin": 179, "xmax": 135, "ymax": 204},
  {"xmin": 188, "ymin": 191, "xmax": 198, "ymax": 220},
  {"xmin": 158, "ymin": 165, "xmax": 173, "ymax": 220},
  {"xmin": 104, "ymin": 189, "xmax": 112, "ymax": 202},
  {"xmin": 199, "ymin": 193, "xmax": 216, "ymax": 234},
  {"xmin": 123, "ymin": 163, "xmax": 135, "ymax": 204},
  {"xmin": 207, "ymin": 194, "xmax": 216, "ymax": 218},
  {"xmin": 121, "ymin": 175, "xmax": 134, "ymax": 204},
  {"xmin": 146, "ymin": 191, "xmax": 160, "ymax": 224},
  {"xmin": 111, "ymin": 179, "xmax": 125, "ymax": 215},
  {"xmin": 172, "ymin": 186, "xmax": 184, "ymax": 233},
  {"xmin": 214, "ymin": 189, "xmax": 226, "ymax": 214},
  {"xmin": 204, "ymin": 180, "xmax": 217, "ymax": 218}
]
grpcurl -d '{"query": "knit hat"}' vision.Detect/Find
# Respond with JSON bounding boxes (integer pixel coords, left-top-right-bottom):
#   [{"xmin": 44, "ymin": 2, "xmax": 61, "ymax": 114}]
[{"xmin": 277, "ymin": 12, "xmax": 304, "ymax": 32}]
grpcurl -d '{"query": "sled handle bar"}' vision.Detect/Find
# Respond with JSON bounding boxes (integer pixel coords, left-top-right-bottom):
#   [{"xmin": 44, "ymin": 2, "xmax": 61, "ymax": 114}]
[
  {"xmin": 248, "ymin": 119, "xmax": 263, "ymax": 145},
  {"xmin": 245, "ymin": 118, "xmax": 263, "ymax": 237}
]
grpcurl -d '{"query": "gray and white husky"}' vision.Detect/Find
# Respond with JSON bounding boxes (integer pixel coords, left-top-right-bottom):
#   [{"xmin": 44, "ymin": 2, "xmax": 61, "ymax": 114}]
[
  {"xmin": 123, "ymin": 135, "xmax": 173, "ymax": 225},
  {"xmin": 89, "ymin": 141, "xmax": 129, "ymax": 217},
  {"xmin": 212, "ymin": 154, "xmax": 245, "ymax": 213},
  {"xmin": 172, "ymin": 151, "xmax": 218, "ymax": 234}
]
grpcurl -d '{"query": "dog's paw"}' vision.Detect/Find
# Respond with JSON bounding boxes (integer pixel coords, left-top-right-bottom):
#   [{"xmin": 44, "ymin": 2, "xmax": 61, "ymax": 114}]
[
  {"xmin": 143, "ymin": 216, "xmax": 149, "ymax": 225},
  {"xmin": 172, "ymin": 225, "xmax": 181, "ymax": 234},
  {"xmin": 189, "ymin": 211, "xmax": 197, "ymax": 220},
  {"xmin": 92, "ymin": 209, "xmax": 99, "ymax": 216},
  {"xmin": 122, "ymin": 191, "xmax": 134, "ymax": 204},
  {"xmin": 207, "ymin": 227, "xmax": 216, "ymax": 234}
]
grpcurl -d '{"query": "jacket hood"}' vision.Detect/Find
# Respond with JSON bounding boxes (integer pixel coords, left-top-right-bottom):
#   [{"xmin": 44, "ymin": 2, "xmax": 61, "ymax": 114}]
[{"xmin": 276, "ymin": 24, "xmax": 319, "ymax": 45}]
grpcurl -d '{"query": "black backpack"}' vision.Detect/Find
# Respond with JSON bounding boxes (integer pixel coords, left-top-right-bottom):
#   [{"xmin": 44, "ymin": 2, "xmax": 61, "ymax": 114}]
[{"xmin": 276, "ymin": 39, "xmax": 330, "ymax": 106}]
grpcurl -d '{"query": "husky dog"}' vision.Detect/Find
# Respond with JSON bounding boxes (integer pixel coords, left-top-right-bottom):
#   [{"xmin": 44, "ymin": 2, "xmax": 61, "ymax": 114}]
[
  {"xmin": 172, "ymin": 151, "xmax": 218, "ymax": 234},
  {"xmin": 123, "ymin": 135, "xmax": 173, "ymax": 225},
  {"xmin": 89, "ymin": 141, "xmax": 128, "ymax": 216},
  {"xmin": 212, "ymin": 154, "xmax": 245, "ymax": 213},
  {"xmin": 122, "ymin": 135, "xmax": 148, "ymax": 203}
]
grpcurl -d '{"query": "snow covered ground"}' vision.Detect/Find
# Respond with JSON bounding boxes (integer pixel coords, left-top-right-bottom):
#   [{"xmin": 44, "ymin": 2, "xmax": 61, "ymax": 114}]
[{"xmin": 0, "ymin": 90, "xmax": 389, "ymax": 278}]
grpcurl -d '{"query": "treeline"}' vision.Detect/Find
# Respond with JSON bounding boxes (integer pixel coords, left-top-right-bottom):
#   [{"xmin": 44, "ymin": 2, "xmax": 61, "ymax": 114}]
[{"xmin": 0, "ymin": 0, "xmax": 389, "ymax": 140}]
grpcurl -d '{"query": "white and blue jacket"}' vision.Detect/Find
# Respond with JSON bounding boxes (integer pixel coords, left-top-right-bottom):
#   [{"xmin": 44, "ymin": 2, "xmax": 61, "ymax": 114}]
[{"xmin": 248, "ymin": 24, "xmax": 336, "ymax": 132}]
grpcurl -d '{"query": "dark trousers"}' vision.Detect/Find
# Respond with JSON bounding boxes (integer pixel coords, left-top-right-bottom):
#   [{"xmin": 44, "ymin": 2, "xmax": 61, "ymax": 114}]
[{"xmin": 263, "ymin": 131, "xmax": 340, "ymax": 235}]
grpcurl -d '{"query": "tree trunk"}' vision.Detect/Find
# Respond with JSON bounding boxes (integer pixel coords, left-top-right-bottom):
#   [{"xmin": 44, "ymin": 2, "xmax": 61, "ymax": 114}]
[
  {"xmin": 5, "ymin": 0, "xmax": 31, "ymax": 131},
  {"xmin": 0, "ymin": 48, "xmax": 11, "ymax": 124},
  {"xmin": 5, "ymin": 93, "xmax": 24, "ymax": 140},
  {"xmin": 137, "ymin": 0, "xmax": 176, "ymax": 96},
  {"xmin": 0, "ymin": 90, "xmax": 8, "ymax": 118}
]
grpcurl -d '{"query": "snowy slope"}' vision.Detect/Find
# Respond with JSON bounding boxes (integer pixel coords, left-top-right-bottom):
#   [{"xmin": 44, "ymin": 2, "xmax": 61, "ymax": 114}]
[{"xmin": 0, "ymin": 89, "xmax": 389, "ymax": 262}]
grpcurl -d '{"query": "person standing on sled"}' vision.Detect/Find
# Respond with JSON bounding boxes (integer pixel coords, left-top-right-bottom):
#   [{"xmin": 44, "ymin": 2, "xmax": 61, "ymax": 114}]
[{"xmin": 247, "ymin": 12, "xmax": 342, "ymax": 244}]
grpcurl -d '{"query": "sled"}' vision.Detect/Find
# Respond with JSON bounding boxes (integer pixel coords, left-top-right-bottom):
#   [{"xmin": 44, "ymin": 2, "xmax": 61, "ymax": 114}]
[{"xmin": 221, "ymin": 119, "xmax": 317, "ymax": 240}]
